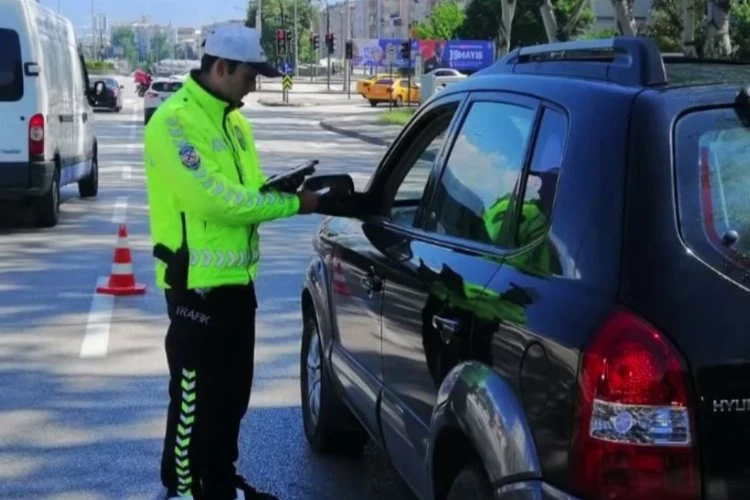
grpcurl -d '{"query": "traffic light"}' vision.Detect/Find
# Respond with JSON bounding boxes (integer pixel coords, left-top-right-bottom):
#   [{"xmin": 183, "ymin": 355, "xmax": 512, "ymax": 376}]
[
  {"xmin": 345, "ymin": 40, "xmax": 353, "ymax": 60},
  {"xmin": 285, "ymin": 29, "xmax": 293, "ymax": 55},
  {"xmin": 325, "ymin": 33, "xmax": 335, "ymax": 55},
  {"xmin": 275, "ymin": 29, "xmax": 286, "ymax": 56},
  {"xmin": 400, "ymin": 39, "xmax": 411, "ymax": 60},
  {"xmin": 311, "ymin": 34, "xmax": 319, "ymax": 51}
]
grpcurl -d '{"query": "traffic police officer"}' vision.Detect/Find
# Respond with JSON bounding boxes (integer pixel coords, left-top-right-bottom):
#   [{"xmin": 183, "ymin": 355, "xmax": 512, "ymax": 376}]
[{"xmin": 143, "ymin": 24, "xmax": 319, "ymax": 500}]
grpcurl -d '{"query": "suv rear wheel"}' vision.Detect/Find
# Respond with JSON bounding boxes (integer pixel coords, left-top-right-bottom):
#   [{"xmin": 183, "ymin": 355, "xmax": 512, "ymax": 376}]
[
  {"xmin": 300, "ymin": 307, "xmax": 368, "ymax": 456},
  {"xmin": 446, "ymin": 464, "xmax": 493, "ymax": 500}
]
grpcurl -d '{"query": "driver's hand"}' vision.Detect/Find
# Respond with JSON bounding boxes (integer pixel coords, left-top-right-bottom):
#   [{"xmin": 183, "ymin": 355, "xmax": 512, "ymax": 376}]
[{"xmin": 297, "ymin": 191, "xmax": 320, "ymax": 214}]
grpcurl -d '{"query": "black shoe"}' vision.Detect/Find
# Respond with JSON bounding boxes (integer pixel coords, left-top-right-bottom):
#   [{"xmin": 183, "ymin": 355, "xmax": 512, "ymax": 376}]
[{"xmin": 235, "ymin": 476, "xmax": 278, "ymax": 500}]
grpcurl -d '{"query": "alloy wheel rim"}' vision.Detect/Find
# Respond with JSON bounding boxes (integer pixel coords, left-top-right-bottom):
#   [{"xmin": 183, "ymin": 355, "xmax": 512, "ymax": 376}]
[{"xmin": 306, "ymin": 328, "xmax": 322, "ymax": 427}]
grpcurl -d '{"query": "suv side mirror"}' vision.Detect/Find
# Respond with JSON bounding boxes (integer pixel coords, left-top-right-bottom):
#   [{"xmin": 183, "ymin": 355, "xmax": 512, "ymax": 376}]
[{"xmin": 302, "ymin": 174, "xmax": 355, "ymax": 196}]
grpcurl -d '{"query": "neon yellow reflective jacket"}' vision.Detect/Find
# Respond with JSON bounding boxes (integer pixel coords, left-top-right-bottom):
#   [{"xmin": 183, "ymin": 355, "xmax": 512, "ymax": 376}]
[{"xmin": 143, "ymin": 73, "xmax": 300, "ymax": 290}]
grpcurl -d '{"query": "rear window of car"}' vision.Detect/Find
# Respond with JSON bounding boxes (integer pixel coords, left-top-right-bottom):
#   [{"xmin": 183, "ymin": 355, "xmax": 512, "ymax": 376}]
[
  {"xmin": 675, "ymin": 107, "xmax": 750, "ymax": 285},
  {"xmin": 0, "ymin": 28, "xmax": 23, "ymax": 102},
  {"xmin": 152, "ymin": 81, "xmax": 183, "ymax": 92}
]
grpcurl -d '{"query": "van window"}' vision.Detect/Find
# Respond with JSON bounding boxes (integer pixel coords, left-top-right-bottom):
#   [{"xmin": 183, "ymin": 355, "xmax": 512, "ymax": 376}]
[
  {"xmin": 152, "ymin": 81, "xmax": 183, "ymax": 93},
  {"xmin": 675, "ymin": 107, "xmax": 750, "ymax": 287},
  {"xmin": 0, "ymin": 28, "xmax": 23, "ymax": 101}
]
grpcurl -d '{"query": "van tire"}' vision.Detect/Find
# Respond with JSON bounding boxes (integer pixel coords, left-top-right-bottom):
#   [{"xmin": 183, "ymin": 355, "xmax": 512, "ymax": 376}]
[
  {"xmin": 78, "ymin": 155, "xmax": 98, "ymax": 198},
  {"xmin": 34, "ymin": 167, "xmax": 60, "ymax": 228}
]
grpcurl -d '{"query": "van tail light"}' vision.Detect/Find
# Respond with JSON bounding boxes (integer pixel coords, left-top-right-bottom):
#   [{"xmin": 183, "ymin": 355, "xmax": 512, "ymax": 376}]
[
  {"xmin": 28, "ymin": 113, "xmax": 45, "ymax": 157},
  {"xmin": 570, "ymin": 309, "xmax": 700, "ymax": 500}
]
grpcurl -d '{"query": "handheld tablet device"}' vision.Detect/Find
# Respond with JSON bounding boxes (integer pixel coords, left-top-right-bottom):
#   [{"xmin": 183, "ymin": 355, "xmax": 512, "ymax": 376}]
[{"xmin": 261, "ymin": 160, "xmax": 318, "ymax": 192}]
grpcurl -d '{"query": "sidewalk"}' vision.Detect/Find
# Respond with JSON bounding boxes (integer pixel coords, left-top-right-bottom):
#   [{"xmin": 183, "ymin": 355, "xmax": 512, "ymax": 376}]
[{"xmin": 319, "ymin": 114, "xmax": 402, "ymax": 146}]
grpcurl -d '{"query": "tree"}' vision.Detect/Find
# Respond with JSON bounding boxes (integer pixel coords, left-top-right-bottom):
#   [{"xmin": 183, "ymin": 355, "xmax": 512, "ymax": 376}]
[
  {"xmin": 413, "ymin": 0, "xmax": 466, "ymax": 40},
  {"xmin": 246, "ymin": 0, "xmax": 316, "ymax": 67},
  {"xmin": 149, "ymin": 31, "xmax": 171, "ymax": 62},
  {"xmin": 459, "ymin": 0, "xmax": 594, "ymax": 53},
  {"xmin": 538, "ymin": 0, "xmax": 595, "ymax": 41},
  {"xmin": 110, "ymin": 26, "xmax": 138, "ymax": 66},
  {"xmin": 641, "ymin": 0, "xmax": 747, "ymax": 57}
]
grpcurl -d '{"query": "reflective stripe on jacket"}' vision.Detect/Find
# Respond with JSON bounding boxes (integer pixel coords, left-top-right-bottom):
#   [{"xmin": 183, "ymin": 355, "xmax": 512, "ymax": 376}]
[{"xmin": 144, "ymin": 71, "xmax": 300, "ymax": 289}]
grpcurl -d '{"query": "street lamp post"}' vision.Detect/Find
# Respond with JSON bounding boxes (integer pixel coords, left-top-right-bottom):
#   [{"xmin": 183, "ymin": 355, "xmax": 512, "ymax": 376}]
[{"xmin": 293, "ymin": 0, "xmax": 299, "ymax": 76}]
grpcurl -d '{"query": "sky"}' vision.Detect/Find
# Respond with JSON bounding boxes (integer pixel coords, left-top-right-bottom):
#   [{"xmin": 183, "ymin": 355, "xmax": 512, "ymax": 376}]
[{"xmin": 38, "ymin": 0, "xmax": 253, "ymax": 32}]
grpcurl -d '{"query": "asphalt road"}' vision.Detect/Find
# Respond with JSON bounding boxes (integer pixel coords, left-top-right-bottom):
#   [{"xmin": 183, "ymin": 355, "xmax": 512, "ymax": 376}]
[{"xmin": 0, "ymin": 77, "xmax": 413, "ymax": 500}]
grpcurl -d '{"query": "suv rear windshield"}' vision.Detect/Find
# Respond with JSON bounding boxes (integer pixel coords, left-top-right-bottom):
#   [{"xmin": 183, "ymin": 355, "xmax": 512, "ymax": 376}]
[
  {"xmin": 152, "ymin": 81, "xmax": 183, "ymax": 93},
  {"xmin": 676, "ymin": 107, "xmax": 750, "ymax": 286},
  {"xmin": 0, "ymin": 28, "xmax": 23, "ymax": 101}
]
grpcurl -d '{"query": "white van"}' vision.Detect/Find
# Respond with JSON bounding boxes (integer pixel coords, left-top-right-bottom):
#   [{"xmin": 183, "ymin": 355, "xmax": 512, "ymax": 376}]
[{"xmin": 0, "ymin": 0, "xmax": 102, "ymax": 227}]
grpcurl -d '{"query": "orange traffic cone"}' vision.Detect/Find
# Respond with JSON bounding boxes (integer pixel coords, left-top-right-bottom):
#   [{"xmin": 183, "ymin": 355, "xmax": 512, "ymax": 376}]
[{"xmin": 96, "ymin": 224, "xmax": 147, "ymax": 296}]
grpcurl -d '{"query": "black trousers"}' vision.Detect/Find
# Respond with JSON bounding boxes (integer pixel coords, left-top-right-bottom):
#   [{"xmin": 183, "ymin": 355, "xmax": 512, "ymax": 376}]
[{"xmin": 160, "ymin": 284, "xmax": 258, "ymax": 499}]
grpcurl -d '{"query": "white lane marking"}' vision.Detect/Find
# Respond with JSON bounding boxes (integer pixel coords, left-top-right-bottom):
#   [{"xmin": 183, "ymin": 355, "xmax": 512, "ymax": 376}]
[
  {"xmin": 121, "ymin": 99, "xmax": 140, "ymax": 180},
  {"xmin": 111, "ymin": 196, "xmax": 128, "ymax": 224},
  {"xmin": 80, "ymin": 277, "xmax": 115, "ymax": 358}
]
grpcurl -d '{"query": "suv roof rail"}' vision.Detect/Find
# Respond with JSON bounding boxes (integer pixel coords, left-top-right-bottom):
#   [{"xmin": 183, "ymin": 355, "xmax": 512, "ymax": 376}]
[{"xmin": 486, "ymin": 36, "xmax": 668, "ymax": 87}]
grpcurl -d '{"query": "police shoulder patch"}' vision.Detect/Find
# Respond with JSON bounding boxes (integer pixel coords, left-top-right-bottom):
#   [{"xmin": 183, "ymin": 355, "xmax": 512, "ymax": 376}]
[{"xmin": 179, "ymin": 144, "xmax": 200, "ymax": 170}]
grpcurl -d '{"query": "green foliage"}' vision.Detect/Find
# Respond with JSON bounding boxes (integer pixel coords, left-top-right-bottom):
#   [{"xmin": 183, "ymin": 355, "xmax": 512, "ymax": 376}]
[
  {"xmin": 85, "ymin": 60, "xmax": 115, "ymax": 72},
  {"xmin": 730, "ymin": 0, "xmax": 750, "ymax": 59},
  {"xmin": 110, "ymin": 26, "xmax": 138, "ymax": 65},
  {"xmin": 576, "ymin": 27, "xmax": 617, "ymax": 40},
  {"xmin": 378, "ymin": 108, "xmax": 416, "ymax": 125},
  {"xmin": 413, "ymin": 0, "xmax": 466, "ymax": 40},
  {"xmin": 459, "ymin": 0, "xmax": 594, "ymax": 47},
  {"xmin": 149, "ymin": 31, "xmax": 171, "ymax": 63},
  {"xmin": 246, "ymin": 0, "xmax": 316, "ymax": 66},
  {"xmin": 640, "ymin": 0, "xmax": 750, "ymax": 58}
]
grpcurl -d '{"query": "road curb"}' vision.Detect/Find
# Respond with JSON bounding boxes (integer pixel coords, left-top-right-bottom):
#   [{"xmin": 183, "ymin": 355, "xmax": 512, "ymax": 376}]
[
  {"xmin": 257, "ymin": 99, "xmax": 319, "ymax": 108},
  {"xmin": 318, "ymin": 120, "xmax": 390, "ymax": 146}
]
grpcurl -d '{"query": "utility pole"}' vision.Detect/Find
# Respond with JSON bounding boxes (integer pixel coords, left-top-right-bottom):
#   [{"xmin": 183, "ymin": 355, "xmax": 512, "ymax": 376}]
[
  {"xmin": 293, "ymin": 0, "xmax": 299, "ymax": 76},
  {"xmin": 326, "ymin": 0, "xmax": 330, "ymax": 91},
  {"xmin": 343, "ymin": 0, "xmax": 349, "ymax": 92},
  {"xmin": 253, "ymin": 0, "xmax": 263, "ymax": 90},
  {"xmin": 91, "ymin": 0, "xmax": 96, "ymax": 60}
]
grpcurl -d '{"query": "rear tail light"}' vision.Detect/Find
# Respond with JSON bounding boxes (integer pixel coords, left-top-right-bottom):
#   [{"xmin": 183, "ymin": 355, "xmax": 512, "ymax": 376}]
[
  {"xmin": 387, "ymin": 87, "xmax": 394, "ymax": 93},
  {"xmin": 146, "ymin": 92, "xmax": 158, "ymax": 98},
  {"xmin": 571, "ymin": 309, "xmax": 700, "ymax": 500},
  {"xmin": 28, "ymin": 113, "xmax": 45, "ymax": 157}
]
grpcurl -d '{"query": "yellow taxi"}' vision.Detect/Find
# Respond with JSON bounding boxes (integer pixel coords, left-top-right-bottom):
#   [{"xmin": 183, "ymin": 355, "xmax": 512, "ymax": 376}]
[
  {"xmin": 355, "ymin": 73, "xmax": 395, "ymax": 97},
  {"xmin": 364, "ymin": 77, "xmax": 420, "ymax": 107}
]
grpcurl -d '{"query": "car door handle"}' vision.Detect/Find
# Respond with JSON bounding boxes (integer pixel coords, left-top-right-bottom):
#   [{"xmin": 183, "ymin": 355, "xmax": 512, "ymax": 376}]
[
  {"xmin": 360, "ymin": 268, "xmax": 383, "ymax": 292},
  {"xmin": 432, "ymin": 315, "xmax": 461, "ymax": 344},
  {"xmin": 82, "ymin": 113, "xmax": 88, "ymax": 122}
]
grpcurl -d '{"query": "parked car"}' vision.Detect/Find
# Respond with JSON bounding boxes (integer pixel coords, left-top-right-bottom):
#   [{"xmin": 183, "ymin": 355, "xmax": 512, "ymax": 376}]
[
  {"xmin": 143, "ymin": 76, "xmax": 184, "ymax": 124},
  {"xmin": 298, "ymin": 37, "xmax": 750, "ymax": 500},
  {"xmin": 91, "ymin": 76, "xmax": 123, "ymax": 112},
  {"xmin": 0, "ymin": 0, "xmax": 99, "ymax": 227}
]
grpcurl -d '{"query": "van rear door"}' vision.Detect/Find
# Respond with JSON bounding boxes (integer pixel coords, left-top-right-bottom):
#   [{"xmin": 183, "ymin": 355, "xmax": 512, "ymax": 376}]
[{"xmin": 0, "ymin": 27, "xmax": 30, "ymax": 166}]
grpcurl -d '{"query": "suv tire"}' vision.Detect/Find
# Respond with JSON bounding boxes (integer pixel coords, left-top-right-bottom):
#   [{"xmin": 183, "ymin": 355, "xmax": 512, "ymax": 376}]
[
  {"xmin": 300, "ymin": 307, "xmax": 368, "ymax": 456},
  {"xmin": 446, "ymin": 464, "xmax": 493, "ymax": 500}
]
